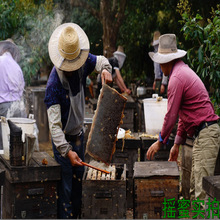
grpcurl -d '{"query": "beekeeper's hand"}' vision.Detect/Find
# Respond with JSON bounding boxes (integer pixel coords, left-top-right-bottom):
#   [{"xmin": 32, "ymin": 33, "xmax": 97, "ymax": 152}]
[
  {"xmin": 67, "ymin": 150, "xmax": 83, "ymax": 166},
  {"xmin": 146, "ymin": 140, "xmax": 162, "ymax": 160},
  {"xmin": 101, "ymin": 69, "xmax": 112, "ymax": 85},
  {"xmin": 168, "ymin": 144, "xmax": 180, "ymax": 162}
]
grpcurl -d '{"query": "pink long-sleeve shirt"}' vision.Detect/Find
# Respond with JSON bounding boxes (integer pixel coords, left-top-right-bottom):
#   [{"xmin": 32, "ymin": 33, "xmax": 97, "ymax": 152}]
[{"xmin": 161, "ymin": 59, "xmax": 219, "ymax": 145}]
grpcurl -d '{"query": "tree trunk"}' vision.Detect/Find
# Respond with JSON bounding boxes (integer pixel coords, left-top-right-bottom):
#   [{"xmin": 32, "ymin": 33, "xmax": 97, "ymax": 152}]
[
  {"xmin": 70, "ymin": 0, "xmax": 127, "ymax": 58},
  {"xmin": 100, "ymin": 1, "xmax": 117, "ymax": 57}
]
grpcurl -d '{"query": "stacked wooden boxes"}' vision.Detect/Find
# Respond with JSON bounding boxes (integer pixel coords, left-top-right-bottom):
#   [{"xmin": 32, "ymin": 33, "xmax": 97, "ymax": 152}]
[
  {"xmin": 0, "ymin": 152, "xmax": 60, "ymax": 219},
  {"xmin": 122, "ymin": 96, "xmax": 136, "ymax": 132},
  {"xmin": 81, "ymin": 164, "xmax": 127, "ymax": 219},
  {"xmin": 203, "ymin": 175, "xmax": 220, "ymax": 219},
  {"xmin": 136, "ymin": 99, "xmax": 145, "ymax": 132},
  {"xmin": 133, "ymin": 161, "xmax": 180, "ymax": 219},
  {"xmin": 112, "ymin": 133, "xmax": 141, "ymax": 208}
]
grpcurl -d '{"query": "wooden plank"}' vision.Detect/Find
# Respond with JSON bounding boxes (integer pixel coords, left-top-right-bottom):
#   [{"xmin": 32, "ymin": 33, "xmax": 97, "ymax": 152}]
[
  {"xmin": 134, "ymin": 161, "xmax": 180, "ymax": 178},
  {"xmin": 0, "ymin": 152, "xmax": 60, "ymax": 183}
]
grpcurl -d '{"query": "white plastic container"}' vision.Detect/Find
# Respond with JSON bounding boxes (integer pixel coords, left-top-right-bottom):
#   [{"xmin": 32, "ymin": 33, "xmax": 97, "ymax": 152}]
[
  {"xmin": 143, "ymin": 97, "xmax": 168, "ymax": 135},
  {"xmin": 1, "ymin": 117, "xmax": 10, "ymax": 160}
]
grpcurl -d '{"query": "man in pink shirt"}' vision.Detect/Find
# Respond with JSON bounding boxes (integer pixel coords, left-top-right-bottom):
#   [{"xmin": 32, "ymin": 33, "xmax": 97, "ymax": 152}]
[{"xmin": 147, "ymin": 34, "xmax": 220, "ymax": 207}]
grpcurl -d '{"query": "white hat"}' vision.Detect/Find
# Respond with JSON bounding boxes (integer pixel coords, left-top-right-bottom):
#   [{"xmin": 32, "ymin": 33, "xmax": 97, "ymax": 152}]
[
  {"xmin": 149, "ymin": 34, "xmax": 187, "ymax": 64},
  {"xmin": 48, "ymin": 23, "xmax": 90, "ymax": 71}
]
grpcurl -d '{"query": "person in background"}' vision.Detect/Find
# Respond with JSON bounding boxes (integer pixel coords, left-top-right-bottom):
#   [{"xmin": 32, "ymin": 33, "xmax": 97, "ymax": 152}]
[
  {"xmin": 151, "ymin": 31, "xmax": 168, "ymax": 96},
  {"xmin": 146, "ymin": 34, "xmax": 220, "ymax": 209},
  {"xmin": 44, "ymin": 23, "xmax": 112, "ymax": 219},
  {"xmin": 0, "ymin": 39, "xmax": 26, "ymax": 150},
  {"xmin": 97, "ymin": 46, "xmax": 131, "ymax": 96},
  {"xmin": 85, "ymin": 75, "xmax": 94, "ymax": 100}
]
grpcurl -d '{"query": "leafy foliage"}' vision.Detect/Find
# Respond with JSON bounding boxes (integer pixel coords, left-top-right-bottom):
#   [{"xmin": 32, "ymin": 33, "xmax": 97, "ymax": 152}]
[
  {"xmin": 118, "ymin": 0, "xmax": 182, "ymax": 85},
  {"xmin": 178, "ymin": 1, "xmax": 220, "ymax": 115},
  {"xmin": 0, "ymin": 0, "xmax": 55, "ymax": 85}
]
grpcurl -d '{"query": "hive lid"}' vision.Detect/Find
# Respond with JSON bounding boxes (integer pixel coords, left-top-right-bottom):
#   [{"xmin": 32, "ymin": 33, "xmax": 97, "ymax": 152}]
[{"xmin": 133, "ymin": 161, "xmax": 179, "ymax": 178}]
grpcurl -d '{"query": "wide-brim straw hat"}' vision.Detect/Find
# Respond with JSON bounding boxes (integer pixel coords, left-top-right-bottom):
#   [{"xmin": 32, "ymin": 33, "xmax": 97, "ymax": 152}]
[
  {"xmin": 48, "ymin": 23, "xmax": 90, "ymax": 71},
  {"xmin": 149, "ymin": 34, "xmax": 187, "ymax": 64}
]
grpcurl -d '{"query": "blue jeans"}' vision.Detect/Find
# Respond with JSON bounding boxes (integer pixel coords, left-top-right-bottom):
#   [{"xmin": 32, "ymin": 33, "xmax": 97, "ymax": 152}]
[{"xmin": 52, "ymin": 133, "xmax": 85, "ymax": 219}]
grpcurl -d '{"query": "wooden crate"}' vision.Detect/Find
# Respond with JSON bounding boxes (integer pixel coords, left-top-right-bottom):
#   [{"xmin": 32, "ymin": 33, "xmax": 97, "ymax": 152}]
[
  {"xmin": 203, "ymin": 175, "xmax": 220, "ymax": 219},
  {"xmin": 133, "ymin": 161, "xmax": 179, "ymax": 219},
  {"xmin": 0, "ymin": 151, "xmax": 60, "ymax": 219},
  {"xmin": 112, "ymin": 133, "xmax": 141, "ymax": 178},
  {"xmin": 112, "ymin": 133, "xmax": 141, "ymax": 208},
  {"xmin": 81, "ymin": 164, "xmax": 126, "ymax": 219}
]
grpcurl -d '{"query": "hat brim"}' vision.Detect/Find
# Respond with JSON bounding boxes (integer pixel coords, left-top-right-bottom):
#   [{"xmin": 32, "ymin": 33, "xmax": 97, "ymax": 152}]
[
  {"xmin": 148, "ymin": 49, "xmax": 187, "ymax": 64},
  {"xmin": 48, "ymin": 23, "xmax": 90, "ymax": 71}
]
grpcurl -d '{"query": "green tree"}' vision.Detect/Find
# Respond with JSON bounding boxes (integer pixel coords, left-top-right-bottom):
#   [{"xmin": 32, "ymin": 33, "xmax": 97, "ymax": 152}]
[
  {"xmin": 177, "ymin": 1, "xmax": 220, "ymax": 114},
  {"xmin": 0, "ymin": 0, "xmax": 54, "ymax": 85},
  {"xmin": 70, "ymin": 0, "xmax": 127, "ymax": 57}
]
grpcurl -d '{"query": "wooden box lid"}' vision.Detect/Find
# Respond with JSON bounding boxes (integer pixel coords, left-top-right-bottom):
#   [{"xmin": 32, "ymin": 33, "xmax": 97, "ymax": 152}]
[
  {"xmin": 202, "ymin": 175, "xmax": 220, "ymax": 200},
  {"xmin": 133, "ymin": 161, "xmax": 179, "ymax": 178},
  {"xmin": 0, "ymin": 151, "xmax": 60, "ymax": 183}
]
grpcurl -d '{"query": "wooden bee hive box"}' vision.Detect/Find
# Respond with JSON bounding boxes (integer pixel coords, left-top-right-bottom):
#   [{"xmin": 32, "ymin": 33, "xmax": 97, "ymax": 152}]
[
  {"xmin": 0, "ymin": 152, "xmax": 60, "ymax": 219},
  {"xmin": 112, "ymin": 133, "xmax": 141, "ymax": 209},
  {"xmin": 81, "ymin": 164, "xmax": 127, "ymax": 219},
  {"xmin": 133, "ymin": 161, "xmax": 179, "ymax": 219},
  {"xmin": 203, "ymin": 175, "xmax": 220, "ymax": 219}
]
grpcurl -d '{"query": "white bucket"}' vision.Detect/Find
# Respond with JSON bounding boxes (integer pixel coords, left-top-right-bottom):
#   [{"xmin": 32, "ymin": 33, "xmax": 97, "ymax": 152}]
[{"xmin": 143, "ymin": 98, "xmax": 167, "ymax": 135}]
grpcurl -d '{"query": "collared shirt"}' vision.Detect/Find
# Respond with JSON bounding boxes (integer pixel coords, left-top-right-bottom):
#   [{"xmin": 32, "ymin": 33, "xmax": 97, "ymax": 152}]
[
  {"xmin": 44, "ymin": 53, "xmax": 96, "ymax": 129},
  {"xmin": 161, "ymin": 59, "xmax": 219, "ymax": 145},
  {"xmin": 0, "ymin": 52, "xmax": 24, "ymax": 103}
]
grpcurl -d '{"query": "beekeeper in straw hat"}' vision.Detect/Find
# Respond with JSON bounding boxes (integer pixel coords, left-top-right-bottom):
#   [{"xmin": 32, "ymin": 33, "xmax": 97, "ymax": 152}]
[
  {"xmin": 44, "ymin": 23, "xmax": 112, "ymax": 218},
  {"xmin": 146, "ymin": 33, "xmax": 220, "ymax": 210}
]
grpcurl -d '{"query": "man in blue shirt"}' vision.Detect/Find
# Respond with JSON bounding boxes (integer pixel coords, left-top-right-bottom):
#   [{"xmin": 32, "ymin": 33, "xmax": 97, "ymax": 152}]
[{"xmin": 44, "ymin": 23, "xmax": 112, "ymax": 218}]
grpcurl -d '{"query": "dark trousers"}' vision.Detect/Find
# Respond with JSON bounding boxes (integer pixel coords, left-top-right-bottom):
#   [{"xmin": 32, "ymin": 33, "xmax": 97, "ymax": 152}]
[{"xmin": 52, "ymin": 133, "xmax": 85, "ymax": 219}]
